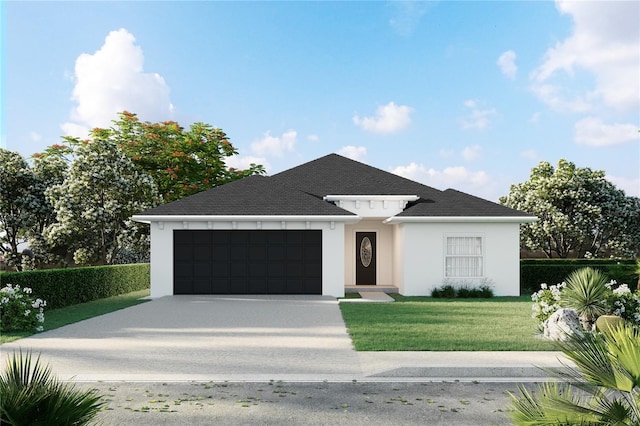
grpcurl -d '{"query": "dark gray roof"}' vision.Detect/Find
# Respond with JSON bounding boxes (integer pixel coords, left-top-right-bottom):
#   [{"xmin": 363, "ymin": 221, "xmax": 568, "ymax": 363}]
[
  {"xmin": 138, "ymin": 175, "xmax": 355, "ymax": 216},
  {"xmin": 271, "ymin": 154, "xmax": 442, "ymax": 199},
  {"xmin": 398, "ymin": 189, "xmax": 533, "ymax": 217},
  {"xmin": 137, "ymin": 153, "xmax": 533, "ymax": 218}
]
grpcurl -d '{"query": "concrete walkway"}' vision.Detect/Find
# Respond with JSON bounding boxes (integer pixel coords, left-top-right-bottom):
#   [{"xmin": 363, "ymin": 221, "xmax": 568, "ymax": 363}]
[{"xmin": 0, "ymin": 295, "xmax": 569, "ymax": 382}]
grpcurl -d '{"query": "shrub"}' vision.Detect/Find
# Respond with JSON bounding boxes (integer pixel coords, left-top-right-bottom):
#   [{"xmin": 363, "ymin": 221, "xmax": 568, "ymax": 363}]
[
  {"xmin": 561, "ymin": 267, "xmax": 610, "ymax": 330},
  {"xmin": 0, "ymin": 263, "xmax": 149, "ymax": 309},
  {"xmin": 0, "ymin": 350, "xmax": 105, "ymax": 425},
  {"xmin": 520, "ymin": 259, "xmax": 636, "ymax": 295},
  {"xmin": 0, "ymin": 284, "xmax": 46, "ymax": 332},
  {"xmin": 431, "ymin": 281, "xmax": 494, "ymax": 298},
  {"xmin": 509, "ymin": 323, "xmax": 640, "ymax": 425},
  {"xmin": 605, "ymin": 282, "xmax": 640, "ymax": 326},
  {"xmin": 431, "ymin": 284, "xmax": 456, "ymax": 298},
  {"xmin": 531, "ymin": 282, "xmax": 565, "ymax": 324}
]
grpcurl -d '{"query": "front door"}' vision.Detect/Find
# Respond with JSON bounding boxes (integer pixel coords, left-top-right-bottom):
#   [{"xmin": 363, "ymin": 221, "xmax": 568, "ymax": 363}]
[{"xmin": 355, "ymin": 232, "xmax": 376, "ymax": 285}]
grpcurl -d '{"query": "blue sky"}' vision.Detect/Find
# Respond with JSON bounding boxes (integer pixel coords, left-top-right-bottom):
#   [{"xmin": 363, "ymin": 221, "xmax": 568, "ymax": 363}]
[{"xmin": 2, "ymin": 1, "xmax": 639, "ymax": 201}]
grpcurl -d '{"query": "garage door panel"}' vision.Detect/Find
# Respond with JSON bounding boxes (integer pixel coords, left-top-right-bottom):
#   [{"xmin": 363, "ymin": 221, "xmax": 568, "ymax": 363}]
[
  {"xmin": 193, "ymin": 280, "xmax": 212, "ymax": 293},
  {"xmin": 174, "ymin": 245, "xmax": 192, "ymax": 261},
  {"xmin": 174, "ymin": 230, "xmax": 321, "ymax": 294},
  {"xmin": 193, "ymin": 262, "xmax": 211, "ymax": 277}
]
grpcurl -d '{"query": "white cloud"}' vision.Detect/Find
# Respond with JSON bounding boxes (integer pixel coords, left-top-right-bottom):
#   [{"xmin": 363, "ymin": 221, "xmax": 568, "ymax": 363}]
[
  {"xmin": 250, "ymin": 130, "xmax": 297, "ymax": 157},
  {"xmin": 461, "ymin": 100, "xmax": 497, "ymax": 130},
  {"xmin": 30, "ymin": 132, "xmax": 42, "ymax": 142},
  {"xmin": 307, "ymin": 134, "xmax": 319, "ymax": 142},
  {"xmin": 529, "ymin": 112, "xmax": 542, "ymax": 124},
  {"xmin": 388, "ymin": 2, "xmax": 433, "ymax": 37},
  {"xmin": 530, "ymin": 1, "xmax": 640, "ymax": 112},
  {"xmin": 497, "ymin": 50, "xmax": 517, "ymax": 79},
  {"xmin": 439, "ymin": 148, "xmax": 455, "ymax": 158},
  {"xmin": 606, "ymin": 175, "xmax": 640, "ymax": 198},
  {"xmin": 353, "ymin": 102, "xmax": 413, "ymax": 133},
  {"xmin": 520, "ymin": 149, "xmax": 538, "ymax": 160},
  {"xmin": 61, "ymin": 28, "xmax": 174, "ymax": 137},
  {"xmin": 391, "ymin": 163, "xmax": 491, "ymax": 194},
  {"xmin": 226, "ymin": 155, "xmax": 270, "ymax": 172},
  {"xmin": 574, "ymin": 117, "xmax": 638, "ymax": 146},
  {"xmin": 337, "ymin": 145, "xmax": 367, "ymax": 161},
  {"xmin": 461, "ymin": 145, "xmax": 482, "ymax": 162}
]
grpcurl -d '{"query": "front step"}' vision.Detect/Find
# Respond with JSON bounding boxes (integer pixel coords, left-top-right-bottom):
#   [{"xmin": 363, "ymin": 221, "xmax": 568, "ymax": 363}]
[{"xmin": 344, "ymin": 285, "xmax": 398, "ymax": 294}]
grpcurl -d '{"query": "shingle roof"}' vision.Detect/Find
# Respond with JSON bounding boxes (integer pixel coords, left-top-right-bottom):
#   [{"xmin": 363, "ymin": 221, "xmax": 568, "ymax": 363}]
[
  {"xmin": 137, "ymin": 175, "xmax": 355, "ymax": 216},
  {"xmin": 136, "ymin": 153, "xmax": 533, "ymax": 218}
]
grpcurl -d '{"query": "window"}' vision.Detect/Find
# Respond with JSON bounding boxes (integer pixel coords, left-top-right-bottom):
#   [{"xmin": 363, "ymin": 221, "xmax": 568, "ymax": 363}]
[{"xmin": 445, "ymin": 236, "xmax": 483, "ymax": 277}]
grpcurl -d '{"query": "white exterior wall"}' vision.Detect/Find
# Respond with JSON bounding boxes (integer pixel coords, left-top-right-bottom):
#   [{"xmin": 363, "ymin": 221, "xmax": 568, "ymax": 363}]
[
  {"xmin": 148, "ymin": 220, "xmax": 347, "ymax": 298},
  {"xmin": 398, "ymin": 222, "xmax": 521, "ymax": 296},
  {"xmin": 344, "ymin": 219, "xmax": 394, "ymax": 285}
]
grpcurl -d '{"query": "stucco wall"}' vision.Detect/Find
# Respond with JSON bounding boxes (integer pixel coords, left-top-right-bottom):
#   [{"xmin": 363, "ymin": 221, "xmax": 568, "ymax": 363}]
[
  {"xmin": 344, "ymin": 219, "xmax": 394, "ymax": 286},
  {"xmin": 149, "ymin": 220, "xmax": 346, "ymax": 298},
  {"xmin": 397, "ymin": 222, "xmax": 521, "ymax": 296}
]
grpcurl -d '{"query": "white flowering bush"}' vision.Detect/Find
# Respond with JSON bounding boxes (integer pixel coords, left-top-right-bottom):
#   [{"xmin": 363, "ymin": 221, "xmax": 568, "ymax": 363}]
[
  {"xmin": 605, "ymin": 282, "xmax": 640, "ymax": 326},
  {"xmin": 532, "ymin": 276, "xmax": 640, "ymax": 331},
  {"xmin": 531, "ymin": 282, "xmax": 565, "ymax": 323},
  {"xmin": 0, "ymin": 284, "xmax": 46, "ymax": 332}
]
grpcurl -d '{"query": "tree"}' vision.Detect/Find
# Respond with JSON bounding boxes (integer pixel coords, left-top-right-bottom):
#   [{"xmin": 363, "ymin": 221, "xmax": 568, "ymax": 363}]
[
  {"xmin": 88, "ymin": 111, "xmax": 265, "ymax": 203},
  {"xmin": 44, "ymin": 137, "xmax": 159, "ymax": 266},
  {"xmin": 500, "ymin": 160, "xmax": 640, "ymax": 258},
  {"xmin": 0, "ymin": 149, "xmax": 37, "ymax": 270},
  {"xmin": 24, "ymin": 145, "xmax": 71, "ymax": 269}
]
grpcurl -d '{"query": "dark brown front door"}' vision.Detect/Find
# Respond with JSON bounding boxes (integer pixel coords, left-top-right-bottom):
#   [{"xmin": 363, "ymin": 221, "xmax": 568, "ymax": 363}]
[{"xmin": 355, "ymin": 232, "xmax": 376, "ymax": 285}]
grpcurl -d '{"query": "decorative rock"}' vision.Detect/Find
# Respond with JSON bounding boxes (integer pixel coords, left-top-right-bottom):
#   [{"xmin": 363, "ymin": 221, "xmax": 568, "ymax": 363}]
[
  {"xmin": 543, "ymin": 308, "xmax": 583, "ymax": 341},
  {"xmin": 595, "ymin": 315, "xmax": 623, "ymax": 335}
]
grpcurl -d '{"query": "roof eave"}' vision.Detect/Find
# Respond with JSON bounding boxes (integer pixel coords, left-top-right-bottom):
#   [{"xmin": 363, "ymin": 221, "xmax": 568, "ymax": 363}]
[
  {"xmin": 132, "ymin": 214, "xmax": 362, "ymax": 224},
  {"xmin": 383, "ymin": 216, "xmax": 539, "ymax": 224}
]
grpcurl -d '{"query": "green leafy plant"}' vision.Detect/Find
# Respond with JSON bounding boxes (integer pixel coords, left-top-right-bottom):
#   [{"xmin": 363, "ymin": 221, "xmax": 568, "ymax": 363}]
[
  {"xmin": 509, "ymin": 323, "xmax": 640, "ymax": 425},
  {"xmin": 605, "ymin": 282, "xmax": 640, "ymax": 327},
  {"xmin": 531, "ymin": 282, "xmax": 565, "ymax": 324},
  {"xmin": 431, "ymin": 280, "xmax": 494, "ymax": 298},
  {"xmin": 0, "ymin": 350, "xmax": 105, "ymax": 425},
  {"xmin": 0, "ymin": 284, "xmax": 46, "ymax": 332},
  {"xmin": 561, "ymin": 267, "xmax": 609, "ymax": 330}
]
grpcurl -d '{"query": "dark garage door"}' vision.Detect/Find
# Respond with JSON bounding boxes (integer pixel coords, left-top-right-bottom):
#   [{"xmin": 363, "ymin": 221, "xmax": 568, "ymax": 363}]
[{"xmin": 173, "ymin": 230, "xmax": 322, "ymax": 294}]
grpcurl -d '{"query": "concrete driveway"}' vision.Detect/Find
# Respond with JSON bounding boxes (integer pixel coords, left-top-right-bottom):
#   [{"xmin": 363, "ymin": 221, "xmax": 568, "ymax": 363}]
[{"xmin": 1, "ymin": 295, "xmax": 362, "ymax": 381}]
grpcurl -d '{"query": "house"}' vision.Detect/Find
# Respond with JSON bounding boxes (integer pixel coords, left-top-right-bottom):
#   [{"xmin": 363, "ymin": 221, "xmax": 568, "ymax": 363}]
[{"xmin": 132, "ymin": 154, "xmax": 537, "ymax": 298}]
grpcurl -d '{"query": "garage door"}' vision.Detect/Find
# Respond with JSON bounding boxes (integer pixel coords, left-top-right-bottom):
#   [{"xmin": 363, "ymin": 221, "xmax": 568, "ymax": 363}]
[{"xmin": 173, "ymin": 230, "xmax": 322, "ymax": 294}]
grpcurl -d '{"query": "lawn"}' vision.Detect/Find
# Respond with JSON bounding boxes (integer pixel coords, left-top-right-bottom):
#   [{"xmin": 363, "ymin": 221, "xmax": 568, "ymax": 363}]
[
  {"xmin": 339, "ymin": 295, "xmax": 554, "ymax": 351},
  {"xmin": 0, "ymin": 289, "xmax": 150, "ymax": 344}
]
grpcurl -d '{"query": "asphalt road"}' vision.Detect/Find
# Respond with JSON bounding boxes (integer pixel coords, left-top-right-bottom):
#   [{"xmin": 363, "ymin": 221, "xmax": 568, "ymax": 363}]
[{"xmin": 90, "ymin": 380, "xmax": 532, "ymax": 425}]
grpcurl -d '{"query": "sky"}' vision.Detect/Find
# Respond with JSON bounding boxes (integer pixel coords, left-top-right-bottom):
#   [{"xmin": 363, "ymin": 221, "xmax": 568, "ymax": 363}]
[{"xmin": 2, "ymin": 1, "xmax": 639, "ymax": 202}]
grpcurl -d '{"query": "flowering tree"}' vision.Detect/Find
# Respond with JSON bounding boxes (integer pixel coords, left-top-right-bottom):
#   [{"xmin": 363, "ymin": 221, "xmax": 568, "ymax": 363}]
[
  {"xmin": 0, "ymin": 149, "xmax": 36, "ymax": 269},
  {"xmin": 92, "ymin": 111, "xmax": 265, "ymax": 202},
  {"xmin": 44, "ymin": 137, "xmax": 159, "ymax": 266},
  {"xmin": 500, "ymin": 159, "xmax": 640, "ymax": 258}
]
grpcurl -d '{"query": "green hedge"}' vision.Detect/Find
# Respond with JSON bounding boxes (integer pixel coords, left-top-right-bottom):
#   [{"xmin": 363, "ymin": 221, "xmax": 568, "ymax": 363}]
[
  {"xmin": 520, "ymin": 259, "xmax": 637, "ymax": 296},
  {"xmin": 0, "ymin": 264, "xmax": 150, "ymax": 309}
]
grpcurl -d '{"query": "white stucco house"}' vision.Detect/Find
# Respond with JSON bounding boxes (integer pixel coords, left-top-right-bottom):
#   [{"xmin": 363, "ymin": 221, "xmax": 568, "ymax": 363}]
[{"xmin": 132, "ymin": 154, "xmax": 537, "ymax": 298}]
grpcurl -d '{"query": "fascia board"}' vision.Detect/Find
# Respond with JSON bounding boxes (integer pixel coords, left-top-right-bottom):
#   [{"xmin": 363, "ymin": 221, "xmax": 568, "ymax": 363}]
[
  {"xmin": 324, "ymin": 195, "xmax": 419, "ymax": 202},
  {"xmin": 383, "ymin": 216, "xmax": 539, "ymax": 224},
  {"xmin": 132, "ymin": 215, "xmax": 362, "ymax": 224}
]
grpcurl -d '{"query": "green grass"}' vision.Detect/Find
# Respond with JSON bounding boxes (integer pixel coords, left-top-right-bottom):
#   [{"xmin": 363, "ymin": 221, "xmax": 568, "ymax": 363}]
[
  {"xmin": 0, "ymin": 289, "xmax": 150, "ymax": 344},
  {"xmin": 339, "ymin": 295, "xmax": 554, "ymax": 351}
]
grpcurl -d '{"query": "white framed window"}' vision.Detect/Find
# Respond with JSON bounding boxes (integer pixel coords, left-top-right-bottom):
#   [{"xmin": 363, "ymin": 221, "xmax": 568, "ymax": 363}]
[{"xmin": 444, "ymin": 236, "xmax": 484, "ymax": 277}]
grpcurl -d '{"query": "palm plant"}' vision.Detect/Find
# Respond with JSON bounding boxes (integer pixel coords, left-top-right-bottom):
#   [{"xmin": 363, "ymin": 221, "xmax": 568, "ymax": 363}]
[
  {"xmin": 562, "ymin": 267, "xmax": 610, "ymax": 330},
  {"xmin": 0, "ymin": 350, "xmax": 105, "ymax": 425},
  {"xmin": 509, "ymin": 323, "xmax": 640, "ymax": 425}
]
